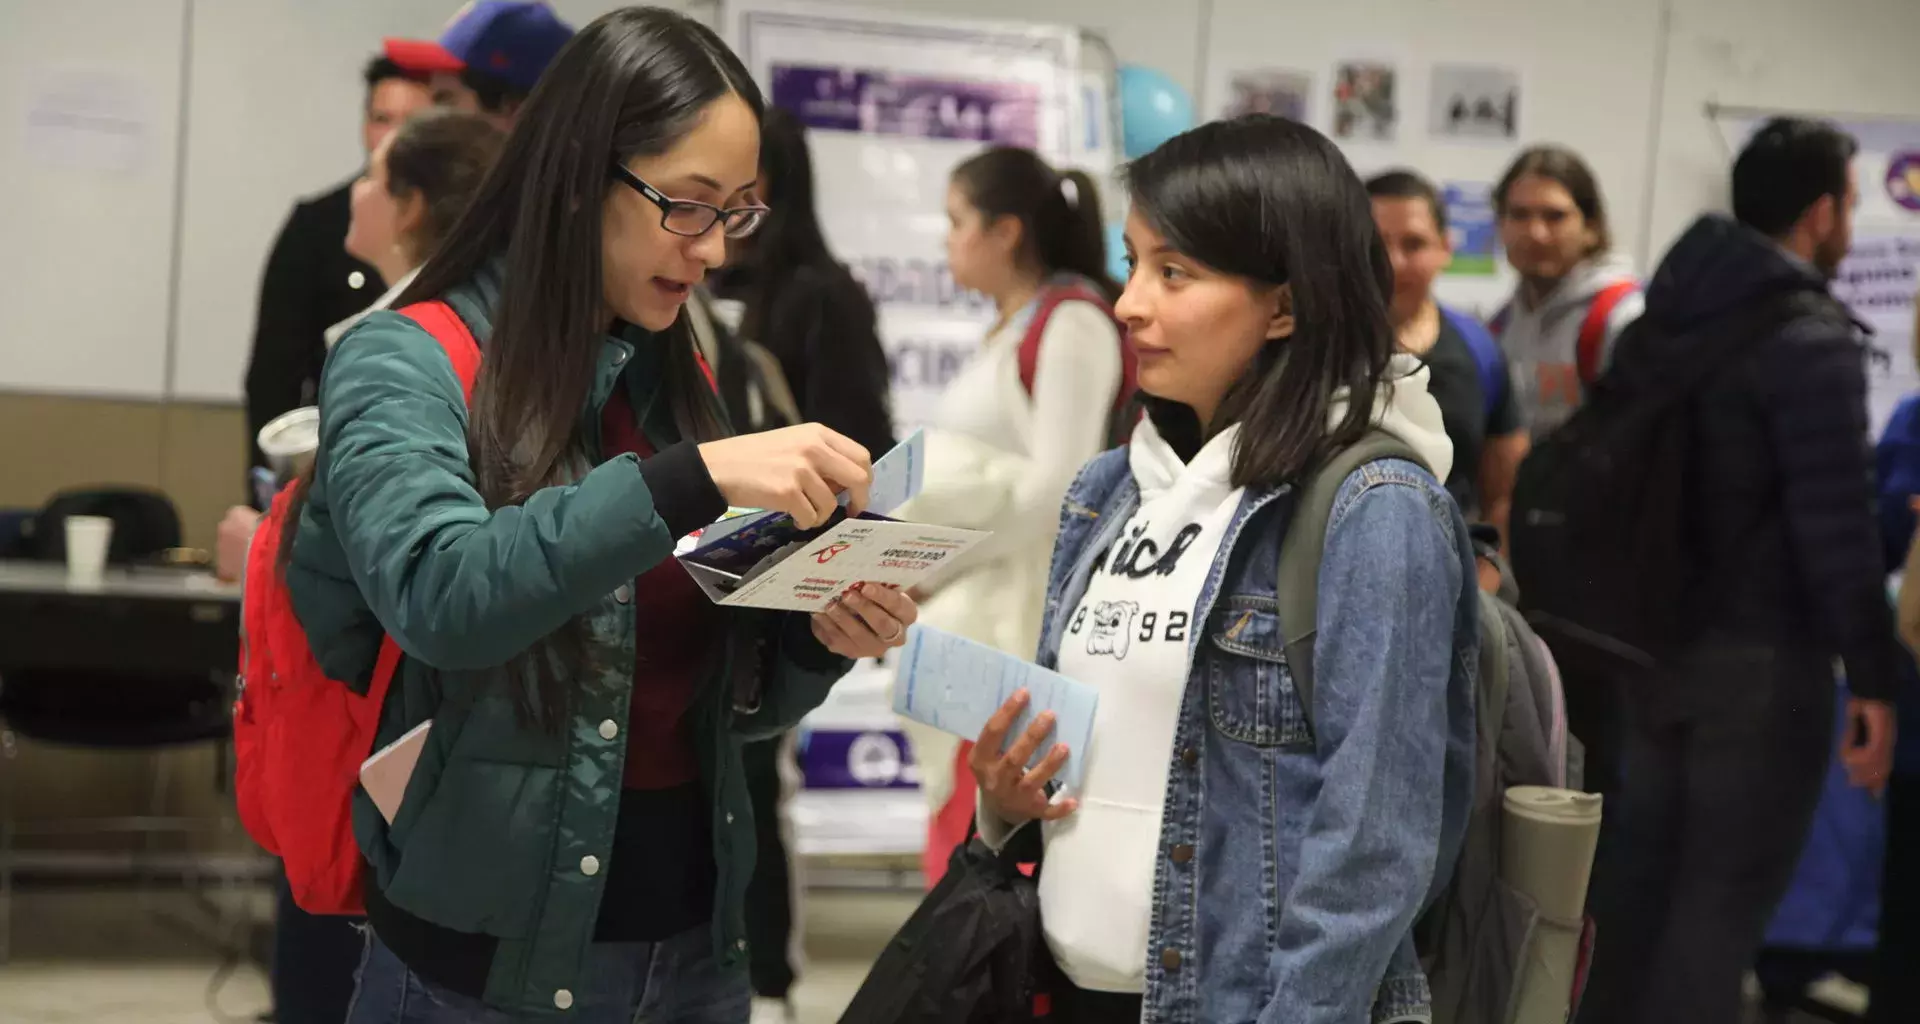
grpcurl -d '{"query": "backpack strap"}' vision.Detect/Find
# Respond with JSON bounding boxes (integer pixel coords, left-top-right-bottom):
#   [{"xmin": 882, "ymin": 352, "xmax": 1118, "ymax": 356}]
[
  {"xmin": 1576, "ymin": 280, "xmax": 1640, "ymax": 386},
  {"xmin": 396, "ymin": 300, "xmax": 482, "ymax": 402},
  {"xmin": 1017, "ymin": 282, "xmax": 1138, "ymax": 420},
  {"xmin": 1441, "ymin": 305, "xmax": 1507, "ymax": 423},
  {"xmin": 1487, "ymin": 303, "xmax": 1512, "ymax": 340},
  {"xmin": 1275, "ymin": 431, "xmax": 1428, "ymax": 728}
]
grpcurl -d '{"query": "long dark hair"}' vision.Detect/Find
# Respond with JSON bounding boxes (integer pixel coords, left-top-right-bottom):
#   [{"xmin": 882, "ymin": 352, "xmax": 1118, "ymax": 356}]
[
  {"xmin": 383, "ymin": 110, "xmax": 505, "ymax": 265},
  {"xmin": 396, "ymin": 7, "xmax": 763, "ymax": 728},
  {"xmin": 737, "ymin": 107, "xmax": 841, "ymax": 344},
  {"xmin": 951, "ymin": 147, "xmax": 1119, "ymax": 301},
  {"xmin": 1125, "ymin": 115, "xmax": 1395, "ymax": 490},
  {"xmin": 1494, "ymin": 145, "xmax": 1613, "ymax": 256}
]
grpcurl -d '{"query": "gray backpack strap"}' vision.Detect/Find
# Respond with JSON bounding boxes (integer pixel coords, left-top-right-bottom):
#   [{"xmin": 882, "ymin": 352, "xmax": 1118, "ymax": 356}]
[{"xmin": 1275, "ymin": 431, "xmax": 1425, "ymax": 726}]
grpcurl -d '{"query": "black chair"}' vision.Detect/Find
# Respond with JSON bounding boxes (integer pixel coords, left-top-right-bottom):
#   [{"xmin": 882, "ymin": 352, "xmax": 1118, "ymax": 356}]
[
  {"xmin": 0, "ymin": 489, "xmax": 242, "ymax": 962},
  {"xmin": 13, "ymin": 486, "xmax": 183, "ymax": 565}
]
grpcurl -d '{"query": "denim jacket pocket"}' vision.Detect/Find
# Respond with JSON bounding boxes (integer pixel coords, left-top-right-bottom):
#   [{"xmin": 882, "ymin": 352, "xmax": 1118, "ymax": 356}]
[{"xmin": 1206, "ymin": 595, "xmax": 1313, "ymax": 749}]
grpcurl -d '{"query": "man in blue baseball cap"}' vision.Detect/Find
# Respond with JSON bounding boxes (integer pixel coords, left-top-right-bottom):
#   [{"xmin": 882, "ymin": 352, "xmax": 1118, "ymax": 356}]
[{"xmin": 386, "ymin": 1, "xmax": 574, "ymax": 128}]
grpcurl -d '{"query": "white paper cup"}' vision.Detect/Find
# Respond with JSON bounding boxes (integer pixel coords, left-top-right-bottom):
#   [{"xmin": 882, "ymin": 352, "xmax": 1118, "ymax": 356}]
[
  {"xmin": 257, "ymin": 407, "xmax": 320, "ymax": 481},
  {"xmin": 65, "ymin": 515, "xmax": 114, "ymax": 583}
]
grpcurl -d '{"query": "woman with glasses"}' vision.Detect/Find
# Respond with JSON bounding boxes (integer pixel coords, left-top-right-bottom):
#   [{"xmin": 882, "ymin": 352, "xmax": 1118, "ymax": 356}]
[{"xmin": 281, "ymin": 9, "xmax": 918, "ymax": 1022}]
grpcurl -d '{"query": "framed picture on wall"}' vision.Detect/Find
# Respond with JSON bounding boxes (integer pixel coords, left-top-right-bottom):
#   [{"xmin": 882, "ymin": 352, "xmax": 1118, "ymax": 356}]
[
  {"xmin": 1429, "ymin": 64, "xmax": 1521, "ymax": 142},
  {"xmin": 1224, "ymin": 68, "xmax": 1312, "ymax": 122},
  {"xmin": 1332, "ymin": 60, "xmax": 1399, "ymax": 142}
]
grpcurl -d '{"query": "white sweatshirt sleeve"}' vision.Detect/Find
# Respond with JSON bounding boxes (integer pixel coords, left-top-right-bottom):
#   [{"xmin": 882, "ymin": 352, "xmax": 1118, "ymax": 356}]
[{"xmin": 912, "ymin": 301, "xmax": 1123, "ymax": 562}]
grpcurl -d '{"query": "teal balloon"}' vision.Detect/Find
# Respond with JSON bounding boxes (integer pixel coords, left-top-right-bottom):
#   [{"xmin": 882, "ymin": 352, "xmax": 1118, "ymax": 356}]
[
  {"xmin": 1105, "ymin": 222, "xmax": 1129, "ymax": 283},
  {"xmin": 1118, "ymin": 64, "xmax": 1195, "ymax": 158}
]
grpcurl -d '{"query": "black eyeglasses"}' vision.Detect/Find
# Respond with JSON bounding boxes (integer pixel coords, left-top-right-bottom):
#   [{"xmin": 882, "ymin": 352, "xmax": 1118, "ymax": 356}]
[{"xmin": 610, "ymin": 163, "xmax": 768, "ymax": 239}]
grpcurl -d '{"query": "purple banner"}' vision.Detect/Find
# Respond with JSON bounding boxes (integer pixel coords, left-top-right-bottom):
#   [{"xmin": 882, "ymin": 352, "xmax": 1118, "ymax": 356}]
[
  {"xmin": 798, "ymin": 728, "xmax": 920, "ymax": 790},
  {"xmin": 771, "ymin": 63, "xmax": 1041, "ymax": 148}
]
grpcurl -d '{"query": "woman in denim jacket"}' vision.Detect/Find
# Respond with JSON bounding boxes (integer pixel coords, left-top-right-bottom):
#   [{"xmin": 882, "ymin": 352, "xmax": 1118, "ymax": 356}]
[{"xmin": 971, "ymin": 116, "xmax": 1479, "ymax": 1024}]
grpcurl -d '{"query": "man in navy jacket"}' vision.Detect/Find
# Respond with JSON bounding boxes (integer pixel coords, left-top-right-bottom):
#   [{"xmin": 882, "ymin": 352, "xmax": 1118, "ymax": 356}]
[{"xmin": 1580, "ymin": 118, "xmax": 1901, "ymax": 1024}]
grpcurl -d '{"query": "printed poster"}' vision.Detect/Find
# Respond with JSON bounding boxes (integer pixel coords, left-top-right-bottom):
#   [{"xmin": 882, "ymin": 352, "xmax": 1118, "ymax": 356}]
[
  {"xmin": 1429, "ymin": 64, "xmax": 1521, "ymax": 143},
  {"xmin": 1224, "ymin": 68, "xmax": 1312, "ymax": 122},
  {"xmin": 1442, "ymin": 181, "xmax": 1499, "ymax": 276},
  {"xmin": 728, "ymin": 2, "xmax": 1094, "ymax": 435},
  {"xmin": 1332, "ymin": 60, "xmax": 1399, "ymax": 143}
]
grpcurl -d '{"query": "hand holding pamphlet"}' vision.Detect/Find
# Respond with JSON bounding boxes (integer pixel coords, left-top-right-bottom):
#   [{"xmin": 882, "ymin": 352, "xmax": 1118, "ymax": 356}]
[
  {"xmin": 891, "ymin": 625, "xmax": 1098, "ymax": 789},
  {"xmin": 675, "ymin": 431, "xmax": 989, "ymax": 612}
]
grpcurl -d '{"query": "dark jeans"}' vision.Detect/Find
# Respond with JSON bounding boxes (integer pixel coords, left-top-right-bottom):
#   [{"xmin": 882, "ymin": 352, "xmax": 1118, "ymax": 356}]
[
  {"xmin": 742, "ymin": 734, "xmax": 798, "ymax": 1000},
  {"xmin": 1870, "ymin": 771, "xmax": 1920, "ymax": 1022},
  {"xmin": 273, "ymin": 873, "xmax": 365, "ymax": 1024},
  {"xmin": 1579, "ymin": 640, "xmax": 1834, "ymax": 1024},
  {"xmin": 345, "ymin": 925, "xmax": 750, "ymax": 1024}
]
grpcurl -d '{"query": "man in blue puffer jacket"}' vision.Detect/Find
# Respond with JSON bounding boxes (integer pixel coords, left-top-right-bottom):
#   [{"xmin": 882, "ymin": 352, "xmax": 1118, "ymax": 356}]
[{"xmin": 1871, "ymin": 388, "xmax": 1920, "ymax": 1022}]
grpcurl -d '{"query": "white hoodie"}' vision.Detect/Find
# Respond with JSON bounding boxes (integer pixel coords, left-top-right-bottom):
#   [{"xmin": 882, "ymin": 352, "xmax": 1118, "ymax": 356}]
[
  {"xmin": 1006, "ymin": 352, "xmax": 1451, "ymax": 993},
  {"xmin": 1495, "ymin": 253, "xmax": 1644, "ymax": 438}
]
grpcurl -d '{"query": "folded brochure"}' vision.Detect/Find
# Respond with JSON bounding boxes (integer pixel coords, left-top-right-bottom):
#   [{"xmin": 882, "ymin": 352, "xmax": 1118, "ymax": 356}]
[
  {"xmin": 892, "ymin": 625, "xmax": 1098, "ymax": 790},
  {"xmin": 675, "ymin": 430, "xmax": 988, "ymax": 612}
]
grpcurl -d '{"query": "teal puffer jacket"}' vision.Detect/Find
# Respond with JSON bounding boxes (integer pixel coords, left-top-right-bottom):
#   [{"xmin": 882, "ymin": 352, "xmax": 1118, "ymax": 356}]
[{"xmin": 285, "ymin": 265, "xmax": 848, "ymax": 1015}]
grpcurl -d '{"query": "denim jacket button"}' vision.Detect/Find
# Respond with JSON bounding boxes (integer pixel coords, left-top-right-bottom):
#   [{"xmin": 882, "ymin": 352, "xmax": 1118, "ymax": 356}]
[
  {"xmin": 1170, "ymin": 843, "xmax": 1194, "ymax": 864},
  {"xmin": 1180, "ymin": 747, "xmax": 1198, "ymax": 767},
  {"xmin": 1160, "ymin": 948, "xmax": 1183, "ymax": 971}
]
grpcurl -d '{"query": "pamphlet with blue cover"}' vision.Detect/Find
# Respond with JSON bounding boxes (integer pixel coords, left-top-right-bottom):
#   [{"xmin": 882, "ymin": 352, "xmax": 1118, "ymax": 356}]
[
  {"xmin": 675, "ymin": 430, "xmax": 989, "ymax": 612},
  {"xmin": 891, "ymin": 625, "xmax": 1099, "ymax": 790}
]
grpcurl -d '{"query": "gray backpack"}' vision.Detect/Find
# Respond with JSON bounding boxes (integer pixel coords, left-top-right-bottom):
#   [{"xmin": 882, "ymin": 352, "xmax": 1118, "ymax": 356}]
[{"xmin": 1277, "ymin": 433, "xmax": 1581, "ymax": 1024}]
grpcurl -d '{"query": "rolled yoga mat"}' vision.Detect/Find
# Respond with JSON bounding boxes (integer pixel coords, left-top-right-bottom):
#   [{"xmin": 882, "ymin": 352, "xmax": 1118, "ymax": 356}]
[{"xmin": 1503, "ymin": 786, "xmax": 1604, "ymax": 1024}]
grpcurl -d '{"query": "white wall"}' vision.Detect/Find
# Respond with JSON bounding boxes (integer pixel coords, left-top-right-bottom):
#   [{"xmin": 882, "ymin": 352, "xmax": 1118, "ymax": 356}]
[
  {"xmin": 1, "ymin": 0, "xmax": 186, "ymax": 399},
  {"xmin": 9, "ymin": 0, "xmax": 1920, "ymax": 402},
  {"xmin": 169, "ymin": 0, "xmax": 662, "ymax": 402},
  {"xmin": 1647, "ymin": 0, "xmax": 1920, "ymax": 266}
]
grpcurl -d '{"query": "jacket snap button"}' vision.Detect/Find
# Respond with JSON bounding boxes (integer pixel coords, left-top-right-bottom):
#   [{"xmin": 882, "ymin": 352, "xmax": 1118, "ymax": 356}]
[
  {"xmin": 1181, "ymin": 747, "xmax": 1198, "ymax": 767},
  {"xmin": 553, "ymin": 989, "xmax": 574, "ymax": 1010},
  {"xmin": 614, "ymin": 584, "xmax": 633, "ymax": 604},
  {"xmin": 599, "ymin": 719, "xmax": 619, "ymax": 741},
  {"xmin": 726, "ymin": 812, "xmax": 735, "ymax": 825},
  {"xmin": 1170, "ymin": 844, "xmax": 1194, "ymax": 864},
  {"xmin": 736, "ymin": 939, "xmax": 748, "ymax": 952},
  {"xmin": 612, "ymin": 349, "xmax": 628, "ymax": 366},
  {"xmin": 580, "ymin": 855, "xmax": 600, "ymax": 876},
  {"xmin": 1161, "ymin": 948, "xmax": 1182, "ymax": 971}
]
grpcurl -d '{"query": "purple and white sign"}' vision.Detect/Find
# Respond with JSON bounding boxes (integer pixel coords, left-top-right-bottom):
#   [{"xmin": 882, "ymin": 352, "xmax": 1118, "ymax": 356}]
[
  {"xmin": 772, "ymin": 63, "xmax": 1042, "ymax": 148},
  {"xmin": 798, "ymin": 728, "xmax": 920, "ymax": 790},
  {"xmin": 1886, "ymin": 152, "xmax": 1920, "ymax": 213}
]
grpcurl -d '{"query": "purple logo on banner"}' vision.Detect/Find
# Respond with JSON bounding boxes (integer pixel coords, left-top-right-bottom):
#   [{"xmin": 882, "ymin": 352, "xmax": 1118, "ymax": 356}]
[
  {"xmin": 771, "ymin": 63, "xmax": 1041, "ymax": 148},
  {"xmin": 1887, "ymin": 152, "xmax": 1920, "ymax": 213},
  {"xmin": 798, "ymin": 729, "xmax": 920, "ymax": 790}
]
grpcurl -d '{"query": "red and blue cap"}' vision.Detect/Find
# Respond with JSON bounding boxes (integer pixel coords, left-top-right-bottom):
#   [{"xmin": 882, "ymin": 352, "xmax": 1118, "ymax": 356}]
[{"xmin": 384, "ymin": 2, "xmax": 574, "ymax": 96}]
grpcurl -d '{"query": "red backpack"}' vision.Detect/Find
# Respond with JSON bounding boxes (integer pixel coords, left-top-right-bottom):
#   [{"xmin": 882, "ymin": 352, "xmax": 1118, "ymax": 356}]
[
  {"xmin": 233, "ymin": 300, "xmax": 480, "ymax": 916},
  {"xmin": 1487, "ymin": 279, "xmax": 1640, "ymax": 387},
  {"xmin": 1016, "ymin": 280, "xmax": 1139, "ymax": 447}
]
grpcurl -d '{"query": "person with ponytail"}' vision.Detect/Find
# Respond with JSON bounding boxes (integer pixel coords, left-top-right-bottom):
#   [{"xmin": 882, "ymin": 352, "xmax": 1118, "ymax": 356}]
[
  {"xmin": 281, "ymin": 9, "xmax": 918, "ymax": 1021},
  {"xmin": 897, "ymin": 147, "xmax": 1134, "ymax": 883}
]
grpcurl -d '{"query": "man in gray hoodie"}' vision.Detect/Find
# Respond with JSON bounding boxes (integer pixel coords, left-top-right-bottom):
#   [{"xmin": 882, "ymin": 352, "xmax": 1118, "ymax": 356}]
[
  {"xmin": 1490, "ymin": 146, "xmax": 1644, "ymax": 805},
  {"xmin": 1490, "ymin": 146, "xmax": 1644, "ymax": 440}
]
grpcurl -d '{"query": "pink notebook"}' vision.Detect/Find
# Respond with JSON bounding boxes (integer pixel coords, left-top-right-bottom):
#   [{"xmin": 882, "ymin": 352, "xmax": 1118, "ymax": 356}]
[{"xmin": 359, "ymin": 720, "xmax": 432, "ymax": 824}]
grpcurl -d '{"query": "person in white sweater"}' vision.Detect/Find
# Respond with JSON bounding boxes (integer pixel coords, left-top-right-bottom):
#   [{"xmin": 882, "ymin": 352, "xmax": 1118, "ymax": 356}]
[
  {"xmin": 973, "ymin": 116, "xmax": 1478, "ymax": 1024},
  {"xmin": 898, "ymin": 147, "xmax": 1135, "ymax": 882}
]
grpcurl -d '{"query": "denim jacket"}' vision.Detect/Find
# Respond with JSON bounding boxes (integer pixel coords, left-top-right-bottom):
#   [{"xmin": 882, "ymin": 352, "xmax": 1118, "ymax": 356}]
[{"xmin": 1037, "ymin": 448, "xmax": 1478, "ymax": 1024}]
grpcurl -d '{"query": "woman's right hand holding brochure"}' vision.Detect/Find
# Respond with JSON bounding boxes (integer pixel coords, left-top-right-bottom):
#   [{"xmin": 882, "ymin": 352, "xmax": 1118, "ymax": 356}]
[
  {"xmin": 973, "ymin": 689, "xmax": 1079, "ymax": 828},
  {"xmin": 698, "ymin": 423, "xmax": 872, "ymax": 528}
]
